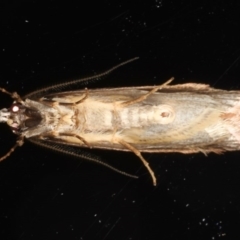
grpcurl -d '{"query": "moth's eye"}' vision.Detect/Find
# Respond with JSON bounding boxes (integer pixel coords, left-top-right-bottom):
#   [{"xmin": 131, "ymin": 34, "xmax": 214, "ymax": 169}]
[{"xmin": 11, "ymin": 104, "xmax": 20, "ymax": 113}]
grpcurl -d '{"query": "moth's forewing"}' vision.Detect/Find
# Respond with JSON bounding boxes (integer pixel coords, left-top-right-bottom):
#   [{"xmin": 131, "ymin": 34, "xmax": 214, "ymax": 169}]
[{"xmin": 31, "ymin": 84, "xmax": 240, "ymax": 155}]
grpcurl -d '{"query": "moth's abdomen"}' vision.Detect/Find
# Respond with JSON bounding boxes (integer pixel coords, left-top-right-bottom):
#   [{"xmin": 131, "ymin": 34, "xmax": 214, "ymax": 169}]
[
  {"xmin": 118, "ymin": 104, "xmax": 175, "ymax": 128},
  {"xmin": 79, "ymin": 100, "xmax": 176, "ymax": 132}
]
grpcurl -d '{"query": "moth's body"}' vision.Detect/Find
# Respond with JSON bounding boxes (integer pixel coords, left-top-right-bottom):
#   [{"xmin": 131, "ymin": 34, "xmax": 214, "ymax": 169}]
[
  {"xmin": 21, "ymin": 84, "xmax": 240, "ymax": 156},
  {"xmin": 1, "ymin": 57, "xmax": 240, "ymax": 185}
]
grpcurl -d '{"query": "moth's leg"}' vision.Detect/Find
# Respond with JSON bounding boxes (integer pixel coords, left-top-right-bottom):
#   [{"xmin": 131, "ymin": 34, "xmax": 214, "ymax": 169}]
[
  {"xmin": 117, "ymin": 139, "xmax": 157, "ymax": 186},
  {"xmin": 0, "ymin": 88, "xmax": 23, "ymax": 103},
  {"xmin": 59, "ymin": 88, "xmax": 89, "ymax": 106},
  {"xmin": 120, "ymin": 77, "xmax": 174, "ymax": 107},
  {"xmin": 41, "ymin": 88, "xmax": 89, "ymax": 106},
  {"xmin": 0, "ymin": 135, "xmax": 24, "ymax": 162},
  {"xmin": 39, "ymin": 131, "xmax": 91, "ymax": 148},
  {"xmin": 58, "ymin": 132, "xmax": 91, "ymax": 148}
]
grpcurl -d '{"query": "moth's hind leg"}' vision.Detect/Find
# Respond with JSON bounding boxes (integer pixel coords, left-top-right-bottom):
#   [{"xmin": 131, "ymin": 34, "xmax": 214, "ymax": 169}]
[
  {"xmin": 120, "ymin": 77, "xmax": 174, "ymax": 107},
  {"xmin": 117, "ymin": 139, "xmax": 157, "ymax": 186}
]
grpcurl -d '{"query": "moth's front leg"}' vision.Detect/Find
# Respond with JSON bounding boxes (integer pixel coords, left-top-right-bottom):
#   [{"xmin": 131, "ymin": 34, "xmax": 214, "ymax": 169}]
[
  {"xmin": 0, "ymin": 135, "xmax": 24, "ymax": 162},
  {"xmin": 0, "ymin": 87, "xmax": 24, "ymax": 103}
]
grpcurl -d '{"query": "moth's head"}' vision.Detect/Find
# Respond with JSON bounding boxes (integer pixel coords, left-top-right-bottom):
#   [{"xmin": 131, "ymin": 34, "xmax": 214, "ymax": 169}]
[
  {"xmin": 1, "ymin": 87, "xmax": 26, "ymax": 134},
  {"xmin": 1, "ymin": 101, "xmax": 43, "ymax": 135},
  {"xmin": 0, "ymin": 102, "xmax": 26, "ymax": 134}
]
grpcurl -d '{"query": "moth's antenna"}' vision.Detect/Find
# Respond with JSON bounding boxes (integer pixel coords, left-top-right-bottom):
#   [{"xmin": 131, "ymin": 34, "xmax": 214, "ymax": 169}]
[
  {"xmin": 25, "ymin": 57, "xmax": 139, "ymax": 99},
  {"xmin": 29, "ymin": 138, "xmax": 139, "ymax": 179}
]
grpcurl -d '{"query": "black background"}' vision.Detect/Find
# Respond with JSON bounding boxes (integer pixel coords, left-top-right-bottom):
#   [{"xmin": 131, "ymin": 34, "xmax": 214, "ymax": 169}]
[{"xmin": 1, "ymin": 1, "xmax": 240, "ymax": 239}]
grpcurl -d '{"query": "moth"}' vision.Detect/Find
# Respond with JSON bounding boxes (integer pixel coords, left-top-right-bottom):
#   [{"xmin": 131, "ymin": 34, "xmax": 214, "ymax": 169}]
[{"xmin": 1, "ymin": 57, "xmax": 240, "ymax": 186}]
